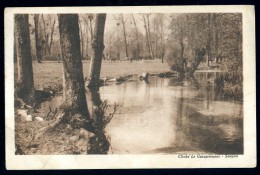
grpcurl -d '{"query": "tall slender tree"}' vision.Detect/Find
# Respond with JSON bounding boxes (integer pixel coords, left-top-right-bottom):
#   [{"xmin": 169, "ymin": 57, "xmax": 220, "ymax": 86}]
[
  {"xmin": 120, "ymin": 14, "xmax": 129, "ymax": 58},
  {"xmin": 131, "ymin": 14, "xmax": 140, "ymax": 56},
  {"xmin": 41, "ymin": 14, "xmax": 48, "ymax": 56},
  {"xmin": 157, "ymin": 14, "xmax": 165, "ymax": 63},
  {"xmin": 40, "ymin": 14, "xmax": 56, "ymax": 56},
  {"xmin": 88, "ymin": 14, "xmax": 106, "ymax": 87},
  {"xmin": 146, "ymin": 14, "xmax": 154, "ymax": 59},
  {"xmin": 15, "ymin": 14, "xmax": 35, "ymax": 105},
  {"xmin": 206, "ymin": 14, "xmax": 213, "ymax": 66},
  {"xmin": 48, "ymin": 18, "xmax": 56, "ymax": 55},
  {"xmin": 142, "ymin": 14, "xmax": 154, "ymax": 60},
  {"xmin": 88, "ymin": 14, "xmax": 94, "ymax": 39},
  {"xmin": 212, "ymin": 14, "xmax": 219, "ymax": 62},
  {"xmin": 34, "ymin": 14, "xmax": 42, "ymax": 63}
]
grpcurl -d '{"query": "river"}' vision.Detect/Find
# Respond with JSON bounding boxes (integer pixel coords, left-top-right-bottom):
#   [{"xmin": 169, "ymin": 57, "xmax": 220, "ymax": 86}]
[{"xmin": 40, "ymin": 72, "xmax": 243, "ymax": 154}]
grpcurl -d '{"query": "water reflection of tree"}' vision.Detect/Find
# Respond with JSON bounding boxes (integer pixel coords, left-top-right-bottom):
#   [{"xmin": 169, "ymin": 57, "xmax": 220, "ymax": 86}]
[
  {"xmin": 174, "ymin": 85, "xmax": 187, "ymax": 150},
  {"xmin": 144, "ymin": 78, "xmax": 150, "ymax": 84},
  {"xmin": 86, "ymin": 87, "xmax": 111, "ymax": 154},
  {"xmin": 168, "ymin": 76, "xmax": 199, "ymax": 88},
  {"xmin": 176, "ymin": 85, "xmax": 184, "ymax": 128},
  {"xmin": 121, "ymin": 83, "xmax": 127, "ymax": 106},
  {"xmin": 184, "ymin": 110, "xmax": 243, "ymax": 154}
]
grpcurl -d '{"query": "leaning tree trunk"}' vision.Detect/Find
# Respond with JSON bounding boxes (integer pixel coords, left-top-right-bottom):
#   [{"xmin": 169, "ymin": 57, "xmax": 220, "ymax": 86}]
[
  {"xmin": 146, "ymin": 14, "xmax": 154, "ymax": 60},
  {"xmin": 179, "ymin": 48, "xmax": 206, "ymax": 86},
  {"xmin": 34, "ymin": 14, "xmax": 42, "ymax": 63},
  {"xmin": 120, "ymin": 14, "xmax": 129, "ymax": 58},
  {"xmin": 185, "ymin": 48, "xmax": 206, "ymax": 77},
  {"xmin": 15, "ymin": 14, "xmax": 35, "ymax": 106},
  {"xmin": 88, "ymin": 14, "xmax": 106, "ymax": 87}
]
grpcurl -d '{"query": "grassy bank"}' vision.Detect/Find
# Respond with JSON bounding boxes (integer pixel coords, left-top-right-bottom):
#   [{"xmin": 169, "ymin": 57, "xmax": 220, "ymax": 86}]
[
  {"xmin": 28, "ymin": 60, "xmax": 170, "ymax": 90},
  {"xmin": 25, "ymin": 59, "xmax": 221, "ymax": 89}
]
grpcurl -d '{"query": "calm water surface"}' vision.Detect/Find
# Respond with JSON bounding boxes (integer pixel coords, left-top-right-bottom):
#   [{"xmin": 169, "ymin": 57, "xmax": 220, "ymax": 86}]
[{"xmin": 41, "ymin": 73, "xmax": 243, "ymax": 154}]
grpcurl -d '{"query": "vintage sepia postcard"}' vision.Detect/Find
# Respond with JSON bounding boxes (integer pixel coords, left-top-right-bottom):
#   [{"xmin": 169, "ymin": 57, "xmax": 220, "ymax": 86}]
[{"xmin": 5, "ymin": 6, "xmax": 256, "ymax": 169}]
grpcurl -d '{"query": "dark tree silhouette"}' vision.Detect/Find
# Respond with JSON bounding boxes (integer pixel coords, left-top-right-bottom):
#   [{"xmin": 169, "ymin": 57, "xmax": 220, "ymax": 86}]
[{"xmin": 15, "ymin": 14, "xmax": 35, "ymax": 106}]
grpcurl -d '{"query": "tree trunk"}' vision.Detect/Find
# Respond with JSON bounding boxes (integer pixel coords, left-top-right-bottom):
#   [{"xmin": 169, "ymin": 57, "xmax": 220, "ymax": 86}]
[
  {"xmin": 131, "ymin": 14, "xmax": 140, "ymax": 56},
  {"xmin": 120, "ymin": 14, "xmax": 129, "ymax": 58},
  {"xmin": 88, "ymin": 17, "xmax": 94, "ymax": 39},
  {"xmin": 146, "ymin": 14, "xmax": 154, "ymax": 60},
  {"xmin": 212, "ymin": 14, "xmax": 219, "ymax": 63},
  {"xmin": 143, "ymin": 15, "xmax": 150, "ymax": 51},
  {"xmin": 84, "ymin": 19, "xmax": 89, "ymax": 59},
  {"xmin": 14, "ymin": 32, "xmax": 17, "ymax": 62},
  {"xmin": 49, "ymin": 18, "xmax": 56, "ymax": 56},
  {"xmin": 142, "ymin": 14, "xmax": 154, "ymax": 60},
  {"xmin": 88, "ymin": 14, "xmax": 106, "ymax": 87},
  {"xmin": 109, "ymin": 35, "xmax": 112, "ymax": 59},
  {"xmin": 178, "ymin": 18, "xmax": 185, "ymax": 76},
  {"xmin": 86, "ymin": 87, "xmax": 110, "ymax": 154},
  {"xmin": 86, "ymin": 30, "xmax": 89, "ymax": 59},
  {"xmin": 87, "ymin": 87, "xmax": 102, "ymax": 108},
  {"xmin": 41, "ymin": 14, "xmax": 48, "ymax": 56},
  {"xmin": 159, "ymin": 20, "xmax": 164, "ymax": 63},
  {"xmin": 58, "ymin": 14, "xmax": 91, "ymax": 120},
  {"xmin": 79, "ymin": 21, "xmax": 84, "ymax": 59},
  {"xmin": 180, "ymin": 29, "xmax": 185, "ymax": 73},
  {"xmin": 185, "ymin": 48, "xmax": 206, "ymax": 76},
  {"xmin": 15, "ymin": 14, "xmax": 35, "ymax": 106},
  {"xmin": 160, "ymin": 33, "xmax": 164, "ymax": 63},
  {"xmin": 161, "ymin": 53, "xmax": 164, "ymax": 63},
  {"xmin": 154, "ymin": 23, "xmax": 158, "ymax": 58},
  {"xmin": 34, "ymin": 14, "xmax": 42, "ymax": 63},
  {"xmin": 206, "ymin": 14, "xmax": 212, "ymax": 66}
]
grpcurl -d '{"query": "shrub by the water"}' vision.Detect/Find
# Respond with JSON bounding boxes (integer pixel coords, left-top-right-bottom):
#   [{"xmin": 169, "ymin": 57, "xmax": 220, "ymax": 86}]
[
  {"xmin": 214, "ymin": 71, "xmax": 243, "ymax": 101},
  {"xmin": 166, "ymin": 48, "xmax": 184, "ymax": 72}
]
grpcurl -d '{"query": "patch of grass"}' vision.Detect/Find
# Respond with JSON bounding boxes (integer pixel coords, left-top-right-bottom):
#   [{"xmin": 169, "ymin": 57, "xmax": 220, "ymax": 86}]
[{"xmin": 16, "ymin": 60, "xmax": 169, "ymax": 91}]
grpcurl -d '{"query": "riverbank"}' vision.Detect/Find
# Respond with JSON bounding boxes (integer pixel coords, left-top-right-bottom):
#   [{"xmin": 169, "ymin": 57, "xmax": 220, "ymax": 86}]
[
  {"xmin": 14, "ymin": 60, "xmax": 221, "ymax": 92},
  {"xmin": 14, "ymin": 60, "xmax": 169, "ymax": 92}
]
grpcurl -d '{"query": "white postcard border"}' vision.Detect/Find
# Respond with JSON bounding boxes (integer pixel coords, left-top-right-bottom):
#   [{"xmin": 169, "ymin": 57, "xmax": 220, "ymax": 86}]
[{"xmin": 5, "ymin": 5, "xmax": 256, "ymax": 169}]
